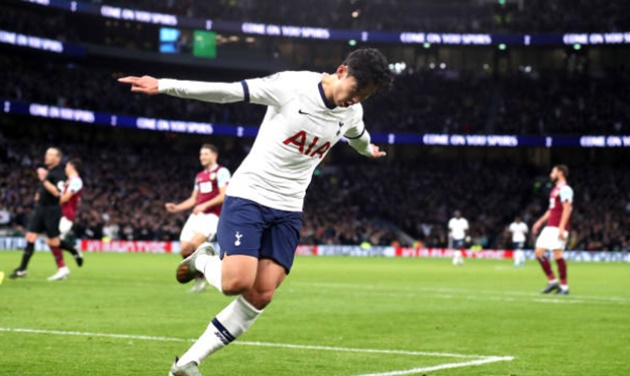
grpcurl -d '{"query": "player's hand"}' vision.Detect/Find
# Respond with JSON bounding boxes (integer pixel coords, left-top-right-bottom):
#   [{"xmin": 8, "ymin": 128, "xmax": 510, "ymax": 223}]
[
  {"xmin": 165, "ymin": 203, "xmax": 177, "ymax": 212},
  {"xmin": 370, "ymin": 144, "xmax": 386, "ymax": 158},
  {"xmin": 532, "ymin": 222, "xmax": 541, "ymax": 235},
  {"xmin": 36, "ymin": 167, "xmax": 48, "ymax": 181},
  {"xmin": 192, "ymin": 205, "xmax": 205, "ymax": 214},
  {"xmin": 558, "ymin": 231, "xmax": 566, "ymax": 241},
  {"xmin": 118, "ymin": 76, "xmax": 160, "ymax": 95}
]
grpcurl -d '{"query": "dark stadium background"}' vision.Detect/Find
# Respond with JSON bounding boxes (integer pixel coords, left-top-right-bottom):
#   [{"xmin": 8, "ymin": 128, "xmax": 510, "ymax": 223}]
[{"xmin": 1, "ymin": 0, "xmax": 629, "ymax": 252}]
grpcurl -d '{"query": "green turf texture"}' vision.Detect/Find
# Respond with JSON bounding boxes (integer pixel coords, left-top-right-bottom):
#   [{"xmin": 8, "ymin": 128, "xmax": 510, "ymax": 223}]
[{"xmin": 0, "ymin": 251, "xmax": 628, "ymax": 376}]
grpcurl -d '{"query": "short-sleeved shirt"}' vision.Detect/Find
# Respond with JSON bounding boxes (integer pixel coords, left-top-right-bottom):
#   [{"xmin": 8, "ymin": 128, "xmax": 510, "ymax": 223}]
[
  {"xmin": 547, "ymin": 183, "xmax": 573, "ymax": 229},
  {"xmin": 194, "ymin": 164, "xmax": 231, "ymax": 216},
  {"xmin": 61, "ymin": 176, "xmax": 83, "ymax": 221},
  {"xmin": 448, "ymin": 217, "xmax": 469, "ymax": 241},
  {"xmin": 38, "ymin": 164, "xmax": 65, "ymax": 207},
  {"xmin": 509, "ymin": 221, "xmax": 529, "ymax": 243}
]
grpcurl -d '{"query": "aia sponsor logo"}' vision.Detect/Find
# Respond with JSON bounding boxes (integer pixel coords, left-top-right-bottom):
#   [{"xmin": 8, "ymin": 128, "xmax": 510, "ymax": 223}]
[{"xmin": 283, "ymin": 131, "xmax": 331, "ymax": 159}]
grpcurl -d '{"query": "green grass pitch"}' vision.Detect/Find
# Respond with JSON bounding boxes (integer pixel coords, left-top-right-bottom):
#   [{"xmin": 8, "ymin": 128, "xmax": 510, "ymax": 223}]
[{"xmin": 0, "ymin": 251, "xmax": 628, "ymax": 375}]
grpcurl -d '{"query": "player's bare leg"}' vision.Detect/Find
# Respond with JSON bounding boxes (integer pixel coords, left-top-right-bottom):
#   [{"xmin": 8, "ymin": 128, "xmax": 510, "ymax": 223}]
[
  {"xmin": 47, "ymin": 236, "xmax": 70, "ymax": 281},
  {"xmin": 552, "ymin": 249, "xmax": 569, "ymax": 294},
  {"xmin": 535, "ymin": 247, "xmax": 559, "ymax": 293},
  {"xmin": 170, "ymin": 258, "xmax": 285, "ymax": 375}
]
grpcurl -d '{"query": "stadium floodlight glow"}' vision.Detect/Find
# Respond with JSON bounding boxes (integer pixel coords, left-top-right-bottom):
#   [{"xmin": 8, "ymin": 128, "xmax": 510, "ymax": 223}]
[
  {"xmin": 423, "ymin": 42, "xmax": 431, "ymax": 49},
  {"xmin": 348, "ymin": 39, "xmax": 357, "ymax": 46},
  {"xmin": 573, "ymin": 43, "xmax": 582, "ymax": 50},
  {"xmin": 498, "ymin": 43, "xmax": 507, "ymax": 50}
]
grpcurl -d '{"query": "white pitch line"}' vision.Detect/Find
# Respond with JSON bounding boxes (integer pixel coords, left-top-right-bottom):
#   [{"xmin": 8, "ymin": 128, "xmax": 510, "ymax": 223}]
[
  {"xmin": 354, "ymin": 356, "xmax": 515, "ymax": 376},
  {"xmin": 293, "ymin": 282, "xmax": 628, "ymax": 303},
  {"xmin": 0, "ymin": 327, "xmax": 507, "ymax": 359}
]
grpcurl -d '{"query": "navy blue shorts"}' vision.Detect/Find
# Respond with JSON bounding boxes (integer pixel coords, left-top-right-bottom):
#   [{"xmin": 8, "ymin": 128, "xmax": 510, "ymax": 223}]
[
  {"xmin": 513, "ymin": 241, "xmax": 525, "ymax": 250},
  {"xmin": 217, "ymin": 196, "xmax": 302, "ymax": 274},
  {"xmin": 452, "ymin": 239, "xmax": 465, "ymax": 249}
]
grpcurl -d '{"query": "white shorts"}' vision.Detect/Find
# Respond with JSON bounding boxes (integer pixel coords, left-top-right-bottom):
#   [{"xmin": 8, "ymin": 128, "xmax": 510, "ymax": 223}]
[
  {"xmin": 535, "ymin": 227, "xmax": 567, "ymax": 251},
  {"xmin": 58, "ymin": 216, "xmax": 73, "ymax": 240},
  {"xmin": 180, "ymin": 213, "xmax": 219, "ymax": 243}
]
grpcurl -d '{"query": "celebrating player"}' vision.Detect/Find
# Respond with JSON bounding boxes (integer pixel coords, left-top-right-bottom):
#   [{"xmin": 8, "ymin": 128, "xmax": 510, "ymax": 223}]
[
  {"xmin": 532, "ymin": 165, "xmax": 573, "ymax": 295},
  {"xmin": 448, "ymin": 210, "xmax": 468, "ymax": 266},
  {"xmin": 509, "ymin": 216, "xmax": 528, "ymax": 267},
  {"xmin": 165, "ymin": 144, "xmax": 230, "ymax": 292},
  {"xmin": 10, "ymin": 147, "xmax": 66, "ymax": 280},
  {"xmin": 119, "ymin": 48, "xmax": 392, "ymax": 376},
  {"xmin": 48, "ymin": 158, "xmax": 85, "ymax": 281}
]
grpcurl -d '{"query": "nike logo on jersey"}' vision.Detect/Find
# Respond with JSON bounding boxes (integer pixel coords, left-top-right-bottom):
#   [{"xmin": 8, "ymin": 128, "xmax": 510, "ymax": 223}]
[{"xmin": 298, "ymin": 109, "xmax": 310, "ymax": 115}]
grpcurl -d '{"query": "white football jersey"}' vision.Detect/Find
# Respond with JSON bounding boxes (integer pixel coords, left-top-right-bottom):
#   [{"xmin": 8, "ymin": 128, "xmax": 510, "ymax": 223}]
[
  {"xmin": 448, "ymin": 217, "xmax": 469, "ymax": 240},
  {"xmin": 226, "ymin": 71, "xmax": 367, "ymax": 212},
  {"xmin": 509, "ymin": 221, "xmax": 529, "ymax": 243}
]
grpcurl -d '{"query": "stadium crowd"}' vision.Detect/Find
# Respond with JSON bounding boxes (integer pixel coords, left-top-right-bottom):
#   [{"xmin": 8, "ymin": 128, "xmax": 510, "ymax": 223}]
[
  {"xmin": 1, "ymin": 126, "xmax": 628, "ymax": 251},
  {"xmin": 91, "ymin": 0, "xmax": 630, "ymax": 34},
  {"xmin": 2, "ymin": 54, "xmax": 630, "ymax": 136}
]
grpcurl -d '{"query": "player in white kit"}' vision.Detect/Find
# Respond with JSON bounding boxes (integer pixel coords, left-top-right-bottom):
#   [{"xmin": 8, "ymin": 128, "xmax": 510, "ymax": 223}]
[
  {"xmin": 509, "ymin": 216, "xmax": 528, "ymax": 267},
  {"xmin": 448, "ymin": 210, "xmax": 468, "ymax": 266},
  {"xmin": 119, "ymin": 48, "xmax": 393, "ymax": 376}
]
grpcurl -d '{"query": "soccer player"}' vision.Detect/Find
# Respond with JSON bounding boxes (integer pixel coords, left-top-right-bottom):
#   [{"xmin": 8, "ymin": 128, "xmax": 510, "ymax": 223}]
[
  {"xmin": 119, "ymin": 48, "xmax": 392, "ymax": 376},
  {"xmin": 10, "ymin": 147, "xmax": 66, "ymax": 280},
  {"xmin": 48, "ymin": 158, "xmax": 85, "ymax": 281},
  {"xmin": 509, "ymin": 216, "xmax": 528, "ymax": 267},
  {"xmin": 448, "ymin": 210, "xmax": 468, "ymax": 266},
  {"xmin": 532, "ymin": 165, "xmax": 573, "ymax": 295},
  {"xmin": 165, "ymin": 144, "xmax": 230, "ymax": 292}
]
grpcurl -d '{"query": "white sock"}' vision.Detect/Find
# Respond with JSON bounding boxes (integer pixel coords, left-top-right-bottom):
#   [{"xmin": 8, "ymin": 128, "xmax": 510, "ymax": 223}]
[
  {"xmin": 195, "ymin": 254, "xmax": 223, "ymax": 293},
  {"xmin": 177, "ymin": 296, "xmax": 262, "ymax": 366}
]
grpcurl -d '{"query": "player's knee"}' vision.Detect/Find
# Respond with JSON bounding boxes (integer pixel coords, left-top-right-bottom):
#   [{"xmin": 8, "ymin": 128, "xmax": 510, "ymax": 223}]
[
  {"xmin": 180, "ymin": 242, "xmax": 195, "ymax": 258},
  {"xmin": 243, "ymin": 289, "xmax": 275, "ymax": 310},
  {"xmin": 25, "ymin": 233, "xmax": 37, "ymax": 243},
  {"xmin": 46, "ymin": 238, "xmax": 60, "ymax": 247},
  {"xmin": 221, "ymin": 278, "xmax": 254, "ymax": 296}
]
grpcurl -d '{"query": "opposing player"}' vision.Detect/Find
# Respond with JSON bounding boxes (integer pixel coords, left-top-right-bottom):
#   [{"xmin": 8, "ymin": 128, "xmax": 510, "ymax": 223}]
[
  {"xmin": 509, "ymin": 216, "xmax": 528, "ymax": 267},
  {"xmin": 532, "ymin": 165, "xmax": 573, "ymax": 295},
  {"xmin": 448, "ymin": 210, "xmax": 468, "ymax": 266},
  {"xmin": 48, "ymin": 158, "xmax": 85, "ymax": 281},
  {"xmin": 165, "ymin": 144, "xmax": 230, "ymax": 292},
  {"xmin": 10, "ymin": 147, "xmax": 66, "ymax": 280},
  {"xmin": 119, "ymin": 48, "xmax": 392, "ymax": 376}
]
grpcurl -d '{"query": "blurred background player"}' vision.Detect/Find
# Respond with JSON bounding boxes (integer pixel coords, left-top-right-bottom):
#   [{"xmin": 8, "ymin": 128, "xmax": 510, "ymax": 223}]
[
  {"xmin": 532, "ymin": 165, "xmax": 573, "ymax": 295},
  {"xmin": 10, "ymin": 147, "xmax": 66, "ymax": 280},
  {"xmin": 51, "ymin": 158, "xmax": 85, "ymax": 280},
  {"xmin": 165, "ymin": 144, "xmax": 230, "ymax": 292},
  {"xmin": 509, "ymin": 216, "xmax": 528, "ymax": 267},
  {"xmin": 448, "ymin": 210, "xmax": 468, "ymax": 266}
]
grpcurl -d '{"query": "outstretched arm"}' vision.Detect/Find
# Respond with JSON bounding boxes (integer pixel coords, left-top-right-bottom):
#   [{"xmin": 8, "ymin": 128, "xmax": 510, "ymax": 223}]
[{"xmin": 118, "ymin": 76, "xmax": 244, "ymax": 104}]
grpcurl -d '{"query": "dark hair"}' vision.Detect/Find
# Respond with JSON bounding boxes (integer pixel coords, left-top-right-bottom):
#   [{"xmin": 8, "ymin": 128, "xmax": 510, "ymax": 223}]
[
  {"xmin": 554, "ymin": 164, "xmax": 569, "ymax": 178},
  {"xmin": 343, "ymin": 48, "xmax": 393, "ymax": 91},
  {"xmin": 67, "ymin": 158, "xmax": 83, "ymax": 176},
  {"xmin": 201, "ymin": 143, "xmax": 218, "ymax": 154}
]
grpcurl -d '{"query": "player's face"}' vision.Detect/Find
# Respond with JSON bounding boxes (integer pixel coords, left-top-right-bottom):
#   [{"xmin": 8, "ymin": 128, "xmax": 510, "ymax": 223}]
[
  {"xmin": 333, "ymin": 66, "xmax": 378, "ymax": 108},
  {"xmin": 199, "ymin": 148, "xmax": 215, "ymax": 168},
  {"xmin": 44, "ymin": 148, "xmax": 60, "ymax": 167},
  {"xmin": 550, "ymin": 167, "xmax": 559, "ymax": 184}
]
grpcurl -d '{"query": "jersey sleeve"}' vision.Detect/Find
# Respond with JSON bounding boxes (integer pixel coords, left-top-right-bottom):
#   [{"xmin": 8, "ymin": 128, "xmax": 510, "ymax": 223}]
[
  {"xmin": 344, "ymin": 105, "xmax": 374, "ymax": 157},
  {"xmin": 509, "ymin": 223, "xmax": 516, "ymax": 232},
  {"xmin": 68, "ymin": 177, "xmax": 83, "ymax": 193},
  {"xmin": 559, "ymin": 186, "xmax": 574, "ymax": 204},
  {"xmin": 241, "ymin": 71, "xmax": 299, "ymax": 107},
  {"xmin": 217, "ymin": 167, "xmax": 231, "ymax": 188},
  {"xmin": 193, "ymin": 176, "xmax": 199, "ymax": 191}
]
